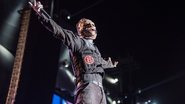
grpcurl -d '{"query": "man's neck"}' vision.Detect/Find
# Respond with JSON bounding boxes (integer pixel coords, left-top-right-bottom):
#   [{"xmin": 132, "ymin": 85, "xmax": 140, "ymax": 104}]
[{"xmin": 87, "ymin": 39, "xmax": 93, "ymax": 44}]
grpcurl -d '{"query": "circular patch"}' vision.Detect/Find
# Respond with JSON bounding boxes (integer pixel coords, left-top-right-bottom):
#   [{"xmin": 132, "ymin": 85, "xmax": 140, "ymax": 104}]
[{"xmin": 84, "ymin": 55, "xmax": 94, "ymax": 64}]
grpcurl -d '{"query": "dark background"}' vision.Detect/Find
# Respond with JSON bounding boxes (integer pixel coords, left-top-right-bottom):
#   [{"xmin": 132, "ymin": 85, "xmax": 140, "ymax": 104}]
[{"xmin": 0, "ymin": 0, "xmax": 185, "ymax": 104}]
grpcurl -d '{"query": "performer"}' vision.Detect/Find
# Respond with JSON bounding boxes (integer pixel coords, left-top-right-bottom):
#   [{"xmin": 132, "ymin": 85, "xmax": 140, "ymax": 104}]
[{"xmin": 29, "ymin": 0, "xmax": 118, "ymax": 104}]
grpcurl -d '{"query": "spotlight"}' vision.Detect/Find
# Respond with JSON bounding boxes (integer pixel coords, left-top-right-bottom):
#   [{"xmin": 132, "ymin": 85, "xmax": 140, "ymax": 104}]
[
  {"xmin": 60, "ymin": 59, "xmax": 70, "ymax": 68},
  {"xmin": 67, "ymin": 15, "xmax": 71, "ymax": 20},
  {"xmin": 112, "ymin": 100, "xmax": 116, "ymax": 104},
  {"xmin": 148, "ymin": 100, "xmax": 151, "ymax": 103},
  {"xmin": 138, "ymin": 89, "xmax": 141, "ymax": 94},
  {"xmin": 117, "ymin": 100, "xmax": 121, "ymax": 103},
  {"xmin": 105, "ymin": 76, "xmax": 119, "ymax": 84},
  {"xmin": 64, "ymin": 70, "xmax": 75, "ymax": 82},
  {"xmin": 64, "ymin": 62, "xmax": 69, "ymax": 68}
]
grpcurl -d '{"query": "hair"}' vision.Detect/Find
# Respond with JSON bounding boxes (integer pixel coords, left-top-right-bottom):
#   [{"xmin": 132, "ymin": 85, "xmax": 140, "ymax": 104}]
[{"xmin": 76, "ymin": 18, "xmax": 92, "ymax": 37}]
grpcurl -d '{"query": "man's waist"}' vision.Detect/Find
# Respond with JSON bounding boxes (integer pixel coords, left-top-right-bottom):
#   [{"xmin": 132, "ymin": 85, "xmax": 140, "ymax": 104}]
[
  {"xmin": 77, "ymin": 80, "xmax": 103, "ymax": 88},
  {"xmin": 76, "ymin": 73, "xmax": 103, "ymax": 87},
  {"xmin": 81, "ymin": 73, "xmax": 103, "ymax": 82}
]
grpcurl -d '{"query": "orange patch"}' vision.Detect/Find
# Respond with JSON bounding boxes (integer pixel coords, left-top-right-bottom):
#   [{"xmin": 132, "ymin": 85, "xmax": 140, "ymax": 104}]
[{"xmin": 84, "ymin": 55, "xmax": 94, "ymax": 64}]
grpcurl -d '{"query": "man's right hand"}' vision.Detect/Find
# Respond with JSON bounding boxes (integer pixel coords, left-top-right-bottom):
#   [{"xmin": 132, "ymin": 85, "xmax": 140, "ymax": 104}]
[{"xmin": 29, "ymin": 0, "xmax": 43, "ymax": 16}]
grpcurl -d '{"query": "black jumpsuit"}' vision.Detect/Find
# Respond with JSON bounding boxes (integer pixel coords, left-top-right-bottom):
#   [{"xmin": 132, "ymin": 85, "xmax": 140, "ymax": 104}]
[{"xmin": 38, "ymin": 13, "xmax": 115, "ymax": 104}]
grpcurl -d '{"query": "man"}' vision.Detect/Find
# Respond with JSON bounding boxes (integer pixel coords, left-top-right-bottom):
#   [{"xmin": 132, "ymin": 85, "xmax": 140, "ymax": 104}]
[{"xmin": 29, "ymin": 0, "xmax": 118, "ymax": 104}]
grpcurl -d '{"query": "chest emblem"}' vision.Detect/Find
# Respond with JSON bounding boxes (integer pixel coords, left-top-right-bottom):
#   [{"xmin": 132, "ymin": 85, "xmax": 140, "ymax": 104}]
[{"xmin": 84, "ymin": 55, "xmax": 94, "ymax": 64}]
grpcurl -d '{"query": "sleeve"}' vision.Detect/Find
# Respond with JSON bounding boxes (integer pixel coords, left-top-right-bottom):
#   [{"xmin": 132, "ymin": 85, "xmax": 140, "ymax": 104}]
[
  {"xmin": 37, "ymin": 12, "xmax": 82, "ymax": 52},
  {"xmin": 95, "ymin": 46, "xmax": 115, "ymax": 69},
  {"xmin": 100, "ymin": 58, "xmax": 115, "ymax": 69}
]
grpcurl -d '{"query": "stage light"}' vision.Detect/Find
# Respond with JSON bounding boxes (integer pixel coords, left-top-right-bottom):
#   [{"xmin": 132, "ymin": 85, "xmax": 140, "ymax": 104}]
[
  {"xmin": 52, "ymin": 94, "xmax": 70, "ymax": 104},
  {"xmin": 63, "ymin": 60, "xmax": 70, "ymax": 68},
  {"xmin": 64, "ymin": 70, "xmax": 75, "ymax": 83},
  {"xmin": 105, "ymin": 76, "xmax": 119, "ymax": 84},
  {"xmin": 107, "ymin": 96, "xmax": 113, "ymax": 104},
  {"xmin": 117, "ymin": 100, "xmax": 121, "ymax": 103},
  {"xmin": 114, "ymin": 78, "xmax": 119, "ymax": 83},
  {"xmin": 138, "ymin": 89, "xmax": 142, "ymax": 94},
  {"xmin": 0, "ymin": 44, "xmax": 14, "ymax": 61},
  {"xmin": 64, "ymin": 64, "xmax": 69, "ymax": 68},
  {"xmin": 59, "ymin": 60, "xmax": 70, "ymax": 68},
  {"xmin": 67, "ymin": 15, "xmax": 71, "ymax": 20},
  {"xmin": 144, "ymin": 101, "xmax": 148, "ymax": 104},
  {"xmin": 148, "ymin": 100, "xmax": 151, "ymax": 103},
  {"xmin": 112, "ymin": 100, "xmax": 116, "ymax": 104},
  {"xmin": 0, "ymin": 44, "xmax": 14, "ymax": 70},
  {"xmin": 151, "ymin": 100, "xmax": 158, "ymax": 104}
]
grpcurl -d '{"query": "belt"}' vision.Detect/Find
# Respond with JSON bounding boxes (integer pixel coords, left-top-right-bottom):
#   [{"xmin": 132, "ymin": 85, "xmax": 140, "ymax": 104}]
[
  {"xmin": 77, "ymin": 80, "xmax": 103, "ymax": 88},
  {"xmin": 92, "ymin": 81, "xmax": 103, "ymax": 88}
]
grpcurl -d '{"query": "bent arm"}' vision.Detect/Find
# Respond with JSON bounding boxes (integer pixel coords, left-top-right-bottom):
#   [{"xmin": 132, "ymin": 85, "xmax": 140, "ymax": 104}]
[{"xmin": 101, "ymin": 57, "xmax": 118, "ymax": 69}]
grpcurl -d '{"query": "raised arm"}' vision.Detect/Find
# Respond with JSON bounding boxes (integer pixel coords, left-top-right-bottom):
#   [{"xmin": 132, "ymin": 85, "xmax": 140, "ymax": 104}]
[{"xmin": 29, "ymin": 0, "xmax": 82, "ymax": 52}]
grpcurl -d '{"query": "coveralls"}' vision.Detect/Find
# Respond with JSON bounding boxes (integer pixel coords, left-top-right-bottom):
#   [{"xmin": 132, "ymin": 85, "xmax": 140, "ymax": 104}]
[{"xmin": 38, "ymin": 13, "xmax": 115, "ymax": 104}]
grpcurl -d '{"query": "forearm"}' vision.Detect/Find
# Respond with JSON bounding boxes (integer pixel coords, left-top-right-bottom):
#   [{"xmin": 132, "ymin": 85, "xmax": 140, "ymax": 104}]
[{"xmin": 38, "ymin": 13, "xmax": 66, "ymax": 39}]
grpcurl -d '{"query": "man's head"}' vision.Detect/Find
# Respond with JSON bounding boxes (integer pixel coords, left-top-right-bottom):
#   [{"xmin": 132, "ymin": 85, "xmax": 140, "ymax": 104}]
[{"xmin": 76, "ymin": 18, "xmax": 97, "ymax": 40}]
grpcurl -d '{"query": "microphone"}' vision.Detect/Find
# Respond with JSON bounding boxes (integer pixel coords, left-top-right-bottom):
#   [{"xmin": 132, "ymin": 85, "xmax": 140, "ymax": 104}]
[
  {"xmin": 40, "ymin": 8, "xmax": 51, "ymax": 19},
  {"xmin": 28, "ymin": 1, "xmax": 51, "ymax": 19}
]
